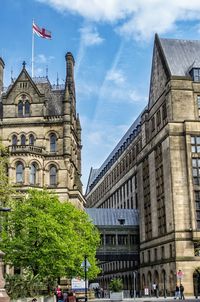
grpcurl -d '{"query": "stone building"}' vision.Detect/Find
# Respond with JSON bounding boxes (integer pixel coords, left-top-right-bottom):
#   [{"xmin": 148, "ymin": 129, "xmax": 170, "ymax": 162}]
[
  {"xmin": 86, "ymin": 208, "xmax": 139, "ymax": 294},
  {"xmin": 0, "ymin": 53, "xmax": 85, "ymax": 208},
  {"xmin": 86, "ymin": 34, "xmax": 200, "ymax": 296}
]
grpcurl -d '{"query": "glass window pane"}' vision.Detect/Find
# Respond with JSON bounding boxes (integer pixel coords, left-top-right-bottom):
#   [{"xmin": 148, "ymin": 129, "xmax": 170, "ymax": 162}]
[
  {"xmin": 50, "ymin": 134, "xmax": 56, "ymax": 152},
  {"xmin": 25, "ymin": 101, "xmax": 30, "ymax": 116},
  {"xmin": 198, "ymin": 159, "xmax": 200, "ymax": 167},
  {"xmin": 192, "ymin": 146, "xmax": 196, "ymax": 152},
  {"xmin": 18, "ymin": 101, "xmax": 23, "ymax": 117},
  {"xmin": 193, "ymin": 159, "xmax": 197, "ymax": 167},
  {"xmin": 16, "ymin": 163, "xmax": 23, "ymax": 183},
  {"xmin": 193, "ymin": 168, "xmax": 198, "ymax": 176},
  {"xmin": 21, "ymin": 135, "xmax": 26, "ymax": 145},
  {"xmin": 197, "ymin": 137, "xmax": 200, "ymax": 144},
  {"xmin": 197, "ymin": 146, "xmax": 200, "ymax": 153},
  {"xmin": 191, "ymin": 137, "xmax": 195, "ymax": 144},
  {"xmin": 29, "ymin": 135, "xmax": 34, "ymax": 145},
  {"xmin": 12, "ymin": 135, "xmax": 17, "ymax": 145}
]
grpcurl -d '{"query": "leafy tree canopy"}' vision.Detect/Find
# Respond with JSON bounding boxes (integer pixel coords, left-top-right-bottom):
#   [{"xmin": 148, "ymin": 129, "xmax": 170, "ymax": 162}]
[
  {"xmin": 0, "ymin": 189, "xmax": 100, "ymax": 282},
  {"xmin": 0, "ymin": 139, "xmax": 16, "ymax": 205}
]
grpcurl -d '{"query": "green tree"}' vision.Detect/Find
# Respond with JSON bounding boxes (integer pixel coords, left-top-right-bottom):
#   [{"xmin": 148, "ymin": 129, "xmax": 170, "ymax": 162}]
[
  {"xmin": 0, "ymin": 189, "xmax": 100, "ymax": 286},
  {"xmin": 0, "ymin": 139, "xmax": 16, "ymax": 205}
]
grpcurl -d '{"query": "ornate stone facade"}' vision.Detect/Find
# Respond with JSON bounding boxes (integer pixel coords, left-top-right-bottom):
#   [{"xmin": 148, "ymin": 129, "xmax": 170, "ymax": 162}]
[
  {"xmin": 86, "ymin": 34, "xmax": 200, "ymax": 296},
  {"xmin": 0, "ymin": 53, "xmax": 85, "ymax": 208}
]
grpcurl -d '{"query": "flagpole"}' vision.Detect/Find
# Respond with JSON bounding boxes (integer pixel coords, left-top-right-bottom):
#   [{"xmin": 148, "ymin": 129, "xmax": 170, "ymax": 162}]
[{"xmin": 31, "ymin": 20, "xmax": 35, "ymax": 78}]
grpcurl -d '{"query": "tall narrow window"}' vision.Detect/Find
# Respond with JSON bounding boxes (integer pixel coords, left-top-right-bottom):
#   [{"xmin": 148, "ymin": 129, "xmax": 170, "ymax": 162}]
[
  {"xmin": 29, "ymin": 134, "xmax": 35, "ymax": 145},
  {"xmin": 50, "ymin": 134, "xmax": 57, "ymax": 152},
  {"xmin": 30, "ymin": 163, "xmax": 37, "ymax": 185},
  {"xmin": 21, "ymin": 135, "xmax": 26, "ymax": 145},
  {"xmin": 16, "ymin": 162, "xmax": 24, "ymax": 183},
  {"xmin": 18, "ymin": 101, "xmax": 23, "ymax": 117},
  {"xmin": 12, "ymin": 135, "xmax": 17, "ymax": 145},
  {"xmin": 50, "ymin": 165, "xmax": 57, "ymax": 186},
  {"xmin": 25, "ymin": 101, "xmax": 30, "ymax": 116}
]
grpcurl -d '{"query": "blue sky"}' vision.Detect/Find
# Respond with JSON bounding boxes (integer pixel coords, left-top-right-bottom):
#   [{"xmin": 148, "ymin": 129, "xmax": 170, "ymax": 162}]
[{"xmin": 1, "ymin": 0, "xmax": 200, "ymax": 190}]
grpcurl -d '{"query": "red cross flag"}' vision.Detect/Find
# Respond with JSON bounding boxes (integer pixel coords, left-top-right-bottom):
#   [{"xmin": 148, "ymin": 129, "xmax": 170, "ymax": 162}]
[{"xmin": 32, "ymin": 21, "xmax": 52, "ymax": 39}]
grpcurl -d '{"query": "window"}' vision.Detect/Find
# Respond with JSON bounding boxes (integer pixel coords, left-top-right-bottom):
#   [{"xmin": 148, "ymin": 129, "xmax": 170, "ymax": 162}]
[
  {"xmin": 118, "ymin": 235, "xmax": 128, "ymax": 245},
  {"xmin": 105, "ymin": 234, "xmax": 116, "ymax": 245},
  {"xmin": 148, "ymin": 250, "xmax": 151, "ymax": 262},
  {"xmin": 21, "ymin": 135, "xmax": 26, "ymax": 145},
  {"xmin": 197, "ymin": 96, "xmax": 200, "ymax": 109},
  {"xmin": 151, "ymin": 116, "xmax": 155, "ymax": 132},
  {"xmin": 191, "ymin": 136, "xmax": 200, "ymax": 153},
  {"xmin": 192, "ymin": 158, "xmax": 200, "ymax": 185},
  {"xmin": 169, "ymin": 244, "xmax": 173, "ymax": 258},
  {"xmin": 162, "ymin": 103, "xmax": 167, "ymax": 120},
  {"xmin": 193, "ymin": 69, "xmax": 200, "ymax": 82},
  {"xmin": 25, "ymin": 101, "xmax": 30, "ymax": 116},
  {"xmin": 154, "ymin": 248, "xmax": 157, "ymax": 261},
  {"xmin": 50, "ymin": 165, "xmax": 57, "ymax": 186},
  {"xmin": 161, "ymin": 246, "xmax": 165, "ymax": 259},
  {"xmin": 50, "ymin": 134, "xmax": 57, "ymax": 152},
  {"xmin": 12, "ymin": 135, "xmax": 17, "ymax": 145},
  {"xmin": 18, "ymin": 101, "xmax": 23, "ymax": 117},
  {"xmin": 195, "ymin": 191, "xmax": 200, "ymax": 229},
  {"xmin": 17, "ymin": 96, "xmax": 31, "ymax": 117},
  {"xmin": 16, "ymin": 162, "xmax": 24, "ymax": 183},
  {"xmin": 29, "ymin": 134, "xmax": 34, "ymax": 145},
  {"xmin": 156, "ymin": 110, "xmax": 161, "ymax": 126},
  {"xmin": 30, "ymin": 163, "xmax": 37, "ymax": 185}
]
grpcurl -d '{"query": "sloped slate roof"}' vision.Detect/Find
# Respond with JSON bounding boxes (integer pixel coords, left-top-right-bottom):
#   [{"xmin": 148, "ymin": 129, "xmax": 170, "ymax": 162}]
[
  {"xmin": 160, "ymin": 37, "xmax": 200, "ymax": 76},
  {"xmin": 85, "ymin": 208, "xmax": 139, "ymax": 226}
]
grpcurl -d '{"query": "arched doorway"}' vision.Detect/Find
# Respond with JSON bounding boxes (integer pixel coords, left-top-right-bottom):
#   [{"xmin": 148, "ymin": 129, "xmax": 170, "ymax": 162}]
[
  {"xmin": 193, "ymin": 269, "xmax": 200, "ymax": 298},
  {"xmin": 169, "ymin": 270, "xmax": 175, "ymax": 296},
  {"xmin": 161, "ymin": 269, "xmax": 166, "ymax": 297},
  {"xmin": 147, "ymin": 271, "xmax": 152, "ymax": 295},
  {"xmin": 142, "ymin": 274, "xmax": 146, "ymax": 296}
]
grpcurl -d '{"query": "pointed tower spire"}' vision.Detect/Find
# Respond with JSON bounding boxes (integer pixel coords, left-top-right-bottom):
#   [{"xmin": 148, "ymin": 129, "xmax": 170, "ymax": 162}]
[{"xmin": 65, "ymin": 52, "xmax": 75, "ymax": 96}]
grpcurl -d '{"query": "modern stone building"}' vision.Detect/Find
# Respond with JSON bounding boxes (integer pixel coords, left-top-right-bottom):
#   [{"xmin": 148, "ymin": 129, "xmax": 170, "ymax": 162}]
[
  {"xmin": 86, "ymin": 34, "xmax": 200, "ymax": 296},
  {"xmin": 0, "ymin": 53, "xmax": 85, "ymax": 208},
  {"xmin": 86, "ymin": 208, "xmax": 139, "ymax": 293}
]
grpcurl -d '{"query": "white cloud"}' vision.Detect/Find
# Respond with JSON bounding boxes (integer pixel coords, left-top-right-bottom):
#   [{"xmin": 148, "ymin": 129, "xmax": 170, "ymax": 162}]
[
  {"xmin": 80, "ymin": 25, "xmax": 104, "ymax": 46},
  {"xmin": 37, "ymin": 0, "xmax": 200, "ymax": 40},
  {"xmin": 35, "ymin": 54, "xmax": 55, "ymax": 64},
  {"xmin": 106, "ymin": 69, "xmax": 125, "ymax": 84}
]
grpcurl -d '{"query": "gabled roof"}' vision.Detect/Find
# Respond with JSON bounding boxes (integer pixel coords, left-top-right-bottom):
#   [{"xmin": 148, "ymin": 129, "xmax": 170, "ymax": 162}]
[
  {"xmin": 85, "ymin": 208, "xmax": 139, "ymax": 226},
  {"xmin": 159, "ymin": 36, "xmax": 200, "ymax": 76},
  {"xmin": 3, "ymin": 66, "xmax": 44, "ymax": 98}
]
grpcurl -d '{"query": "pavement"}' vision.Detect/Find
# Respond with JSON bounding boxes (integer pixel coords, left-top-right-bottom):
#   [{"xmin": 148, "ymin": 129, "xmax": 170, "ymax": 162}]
[{"xmin": 89, "ymin": 298, "xmax": 200, "ymax": 302}]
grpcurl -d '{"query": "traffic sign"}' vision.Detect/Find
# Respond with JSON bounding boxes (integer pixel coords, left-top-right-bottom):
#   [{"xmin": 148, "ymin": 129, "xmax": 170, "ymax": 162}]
[{"xmin": 177, "ymin": 270, "xmax": 184, "ymax": 279}]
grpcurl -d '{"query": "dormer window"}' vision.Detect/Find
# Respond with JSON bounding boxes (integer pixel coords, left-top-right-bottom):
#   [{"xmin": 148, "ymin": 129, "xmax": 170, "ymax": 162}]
[{"xmin": 190, "ymin": 68, "xmax": 200, "ymax": 82}]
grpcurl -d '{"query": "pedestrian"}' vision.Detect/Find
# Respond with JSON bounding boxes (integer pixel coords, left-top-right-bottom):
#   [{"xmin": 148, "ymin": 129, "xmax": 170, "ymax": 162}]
[
  {"xmin": 174, "ymin": 284, "xmax": 180, "ymax": 299},
  {"xmin": 180, "ymin": 284, "xmax": 185, "ymax": 300},
  {"xmin": 56, "ymin": 287, "xmax": 63, "ymax": 302},
  {"xmin": 152, "ymin": 282, "xmax": 157, "ymax": 297}
]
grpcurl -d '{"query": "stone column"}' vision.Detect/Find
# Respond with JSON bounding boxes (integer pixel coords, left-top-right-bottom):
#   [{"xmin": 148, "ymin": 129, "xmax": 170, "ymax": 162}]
[{"xmin": 0, "ymin": 251, "xmax": 10, "ymax": 302}]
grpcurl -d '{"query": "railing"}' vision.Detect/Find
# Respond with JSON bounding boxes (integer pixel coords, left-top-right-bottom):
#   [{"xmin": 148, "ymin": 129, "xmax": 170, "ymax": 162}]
[{"xmin": 9, "ymin": 145, "xmax": 45, "ymax": 154}]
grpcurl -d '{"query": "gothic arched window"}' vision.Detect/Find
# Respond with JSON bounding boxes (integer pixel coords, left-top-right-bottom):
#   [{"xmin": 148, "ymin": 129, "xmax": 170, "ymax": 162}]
[
  {"xmin": 25, "ymin": 101, "xmax": 30, "ymax": 116},
  {"xmin": 29, "ymin": 134, "xmax": 35, "ymax": 145},
  {"xmin": 16, "ymin": 162, "xmax": 24, "ymax": 183},
  {"xmin": 18, "ymin": 101, "xmax": 23, "ymax": 117},
  {"xmin": 50, "ymin": 165, "xmax": 57, "ymax": 186},
  {"xmin": 21, "ymin": 135, "xmax": 26, "ymax": 145},
  {"xmin": 30, "ymin": 163, "xmax": 37, "ymax": 185},
  {"xmin": 12, "ymin": 135, "xmax": 17, "ymax": 145},
  {"xmin": 50, "ymin": 134, "xmax": 57, "ymax": 152}
]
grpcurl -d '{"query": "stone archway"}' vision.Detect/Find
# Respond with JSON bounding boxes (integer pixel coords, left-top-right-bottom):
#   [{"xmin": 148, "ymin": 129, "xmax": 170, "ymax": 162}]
[
  {"xmin": 147, "ymin": 271, "xmax": 152, "ymax": 295},
  {"xmin": 169, "ymin": 270, "xmax": 175, "ymax": 296},
  {"xmin": 141, "ymin": 274, "xmax": 146, "ymax": 296},
  {"xmin": 193, "ymin": 269, "xmax": 200, "ymax": 298}
]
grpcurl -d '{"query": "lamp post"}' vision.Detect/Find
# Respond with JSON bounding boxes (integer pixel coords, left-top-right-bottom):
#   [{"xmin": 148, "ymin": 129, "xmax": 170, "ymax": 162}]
[
  {"xmin": 133, "ymin": 271, "xmax": 137, "ymax": 301},
  {"xmin": 81, "ymin": 256, "xmax": 90, "ymax": 302},
  {"xmin": 0, "ymin": 207, "xmax": 11, "ymax": 302}
]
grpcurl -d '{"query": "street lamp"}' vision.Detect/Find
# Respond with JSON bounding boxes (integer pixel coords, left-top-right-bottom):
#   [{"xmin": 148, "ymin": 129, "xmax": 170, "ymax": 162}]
[
  {"xmin": 81, "ymin": 256, "xmax": 90, "ymax": 302},
  {"xmin": 0, "ymin": 207, "xmax": 11, "ymax": 302},
  {"xmin": 133, "ymin": 271, "xmax": 137, "ymax": 300}
]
